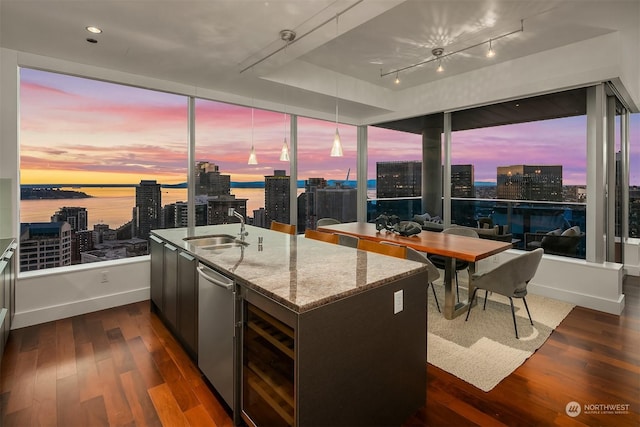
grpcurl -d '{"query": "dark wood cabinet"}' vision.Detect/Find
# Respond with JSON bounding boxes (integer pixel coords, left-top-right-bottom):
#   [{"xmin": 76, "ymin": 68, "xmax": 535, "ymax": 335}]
[
  {"xmin": 0, "ymin": 239, "xmax": 16, "ymax": 361},
  {"xmin": 163, "ymin": 243, "xmax": 179, "ymax": 329},
  {"xmin": 241, "ymin": 269, "xmax": 427, "ymax": 427},
  {"xmin": 149, "ymin": 234, "xmax": 199, "ymax": 360},
  {"xmin": 149, "ymin": 235, "xmax": 164, "ymax": 310},
  {"xmin": 177, "ymin": 251, "xmax": 198, "ymax": 357}
]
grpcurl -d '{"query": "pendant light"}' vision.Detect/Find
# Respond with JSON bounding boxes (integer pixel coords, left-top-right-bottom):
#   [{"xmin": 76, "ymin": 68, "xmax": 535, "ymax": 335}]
[
  {"xmin": 486, "ymin": 39, "xmax": 496, "ymax": 58},
  {"xmin": 247, "ymin": 107, "xmax": 258, "ymax": 165},
  {"xmin": 330, "ymin": 14, "xmax": 344, "ymax": 157},
  {"xmin": 280, "ymin": 113, "xmax": 290, "ymax": 161}
]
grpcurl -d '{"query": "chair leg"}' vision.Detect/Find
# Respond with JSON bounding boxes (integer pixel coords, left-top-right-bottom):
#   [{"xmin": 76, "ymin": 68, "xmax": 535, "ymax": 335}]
[
  {"xmin": 522, "ymin": 297, "xmax": 533, "ymax": 325},
  {"xmin": 508, "ymin": 297, "xmax": 519, "ymax": 339},
  {"xmin": 483, "ymin": 290, "xmax": 489, "ymax": 310},
  {"xmin": 429, "ymin": 282, "xmax": 441, "ymax": 313},
  {"xmin": 465, "ymin": 288, "xmax": 480, "ymax": 321},
  {"xmin": 454, "ymin": 270, "xmax": 460, "ymax": 303}
]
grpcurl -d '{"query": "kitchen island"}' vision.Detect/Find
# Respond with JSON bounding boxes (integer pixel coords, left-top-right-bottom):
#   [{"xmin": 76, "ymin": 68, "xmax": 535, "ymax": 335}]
[{"xmin": 152, "ymin": 224, "xmax": 429, "ymax": 426}]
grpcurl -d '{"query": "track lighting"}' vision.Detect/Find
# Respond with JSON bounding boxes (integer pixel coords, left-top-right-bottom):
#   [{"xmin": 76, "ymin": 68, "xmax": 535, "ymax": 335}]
[{"xmin": 380, "ymin": 20, "xmax": 523, "ymax": 82}]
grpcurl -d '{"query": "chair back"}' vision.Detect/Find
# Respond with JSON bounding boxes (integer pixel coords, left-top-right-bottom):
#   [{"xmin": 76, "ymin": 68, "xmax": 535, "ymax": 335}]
[
  {"xmin": 479, "ymin": 248, "xmax": 543, "ymax": 298},
  {"xmin": 405, "ymin": 247, "xmax": 440, "ymax": 282},
  {"xmin": 304, "ymin": 229, "xmax": 339, "ymax": 244},
  {"xmin": 317, "ymin": 217, "xmax": 341, "ymax": 227},
  {"xmin": 357, "ymin": 239, "xmax": 406, "ymax": 259},
  {"xmin": 270, "ymin": 221, "xmax": 296, "ymax": 235},
  {"xmin": 334, "ymin": 233, "xmax": 359, "ymax": 248},
  {"xmin": 443, "ymin": 226, "xmax": 479, "ymax": 238}
]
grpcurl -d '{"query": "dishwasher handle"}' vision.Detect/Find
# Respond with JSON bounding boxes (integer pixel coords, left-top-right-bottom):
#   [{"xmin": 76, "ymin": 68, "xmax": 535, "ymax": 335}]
[{"xmin": 198, "ymin": 265, "xmax": 234, "ymax": 290}]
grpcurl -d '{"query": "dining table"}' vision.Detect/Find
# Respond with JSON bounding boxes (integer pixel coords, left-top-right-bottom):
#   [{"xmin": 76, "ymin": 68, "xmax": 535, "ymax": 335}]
[{"xmin": 317, "ymin": 222, "xmax": 513, "ymax": 319}]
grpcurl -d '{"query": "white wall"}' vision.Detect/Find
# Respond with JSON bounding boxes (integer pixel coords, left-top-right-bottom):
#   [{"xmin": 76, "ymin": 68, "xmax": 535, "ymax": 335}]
[
  {"xmin": 0, "ymin": 48, "xmax": 18, "ymax": 239},
  {"xmin": 13, "ymin": 257, "xmax": 150, "ymax": 329},
  {"xmin": 624, "ymin": 238, "xmax": 640, "ymax": 276}
]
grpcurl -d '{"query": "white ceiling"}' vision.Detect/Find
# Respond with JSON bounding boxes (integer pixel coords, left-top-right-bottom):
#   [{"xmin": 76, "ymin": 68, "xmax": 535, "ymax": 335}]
[{"xmin": 0, "ymin": 0, "xmax": 636, "ymax": 123}]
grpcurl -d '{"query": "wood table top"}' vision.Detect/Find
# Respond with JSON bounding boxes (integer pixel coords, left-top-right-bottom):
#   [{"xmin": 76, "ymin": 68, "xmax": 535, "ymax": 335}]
[{"xmin": 318, "ymin": 222, "xmax": 512, "ymax": 263}]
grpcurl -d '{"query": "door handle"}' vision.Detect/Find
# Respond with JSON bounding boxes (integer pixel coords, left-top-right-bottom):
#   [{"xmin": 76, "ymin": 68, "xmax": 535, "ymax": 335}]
[{"xmin": 198, "ymin": 265, "xmax": 234, "ymax": 290}]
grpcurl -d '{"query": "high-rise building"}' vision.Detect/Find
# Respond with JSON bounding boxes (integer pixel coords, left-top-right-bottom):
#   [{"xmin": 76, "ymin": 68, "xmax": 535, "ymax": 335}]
[
  {"xmin": 315, "ymin": 182, "xmax": 357, "ymax": 224},
  {"xmin": 451, "ymin": 165, "xmax": 475, "ymax": 198},
  {"xmin": 252, "ymin": 208, "xmax": 267, "ymax": 228},
  {"xmin": 496, "ymin": 165, "xmax": 562, "ymax": 201},
  {"xmin": 163, "ymin": 200, "xmax": 208, "ymax": 228},
  {"xmin": 50, "ymin": 206, "xmax": 89, "ymax": 263},
  {"xmin": 134, "ymin": 180, "xmax": 162, "ymax": 239},
  {"xmin": 302, "ymin": 178, "xmax": 327, "ymax": 229},
  {"xmin": 265, "ymin": 170, "xmax": 290, "ymax": 226},
  {"xmin": 205, "ymin": 196, "xmax": 247, "ymax": 225},
  {"xmin": 19, "ymin": 222, "xmax": 72, "ymax": 271},
  {"xmin": 196, "ymin": 162, "xmax": 231, "ymax": 196},
  {"xmin": 51, "ymin": 206, "xmax": 88, "ymax": 231},
  {"xmin": 376, "ymin": 161, "xmax": 421, "ymax": 198}
]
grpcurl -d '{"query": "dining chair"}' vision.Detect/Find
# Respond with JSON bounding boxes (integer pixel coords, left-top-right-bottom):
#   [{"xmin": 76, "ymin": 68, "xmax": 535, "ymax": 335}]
[
  {"xmin": 335, "ymin": 233, "xmax": 359, "ymax": 248},
  {"xmin": 428, "ymin": 226, "xmax": 479, "ymax": 302},
  {"xmin": 465, "ymin": 248, "xmax": 544, "ymax": 339},
  {"xmin": 357, "ymin": 239, "xmax": 406, "ymax": 259},
  {"xmin": 317, "ymin": 217, "xmax": 341, "ymax": 227},
  {"xmin": 304, "ymin": 229, "xmax": 339, "ymax": 244},
  {"xmin": 270, "ymin": 221, "xmax": 296, "ymax": 235},
  {"xmin": 405, "ymin": 247, "xmax": 442, "ymax": 313}
]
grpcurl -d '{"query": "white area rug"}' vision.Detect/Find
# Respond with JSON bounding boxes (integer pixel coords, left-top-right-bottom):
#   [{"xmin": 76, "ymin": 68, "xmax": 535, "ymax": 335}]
[{"xmin": 427, "ymin": 279, "xmax": 574, "ymax": 392}]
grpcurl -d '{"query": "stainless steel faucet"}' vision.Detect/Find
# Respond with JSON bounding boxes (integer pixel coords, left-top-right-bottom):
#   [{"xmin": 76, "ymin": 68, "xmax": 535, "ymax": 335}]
[{"xmin": 228, "ymin": 208, "xmax": 248, "ymax": 242}]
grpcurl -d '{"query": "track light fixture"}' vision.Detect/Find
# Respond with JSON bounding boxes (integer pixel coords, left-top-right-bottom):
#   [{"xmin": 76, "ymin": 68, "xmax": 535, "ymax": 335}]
[{"xmin": 380, "ymin": 19, "xmax": 523, "ymax": 81}]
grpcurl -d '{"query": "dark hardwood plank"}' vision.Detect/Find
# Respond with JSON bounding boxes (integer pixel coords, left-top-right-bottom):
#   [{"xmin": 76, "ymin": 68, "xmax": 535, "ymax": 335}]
[{"xmin": 120, "ymin": 370, "xmax": 162, "ymax": 427}]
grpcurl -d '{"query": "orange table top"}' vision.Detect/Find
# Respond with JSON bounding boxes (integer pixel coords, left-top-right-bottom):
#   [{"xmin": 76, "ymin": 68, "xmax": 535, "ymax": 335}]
[{"xmin": 318, "ymin": 222, "xmax": 512, "ymax": 263}]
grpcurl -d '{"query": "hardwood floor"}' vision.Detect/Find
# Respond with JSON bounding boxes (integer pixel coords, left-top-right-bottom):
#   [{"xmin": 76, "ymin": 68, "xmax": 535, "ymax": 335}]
[{"xmin": 1, "ymin": 276, "xmax": 638, "ymax": 426}]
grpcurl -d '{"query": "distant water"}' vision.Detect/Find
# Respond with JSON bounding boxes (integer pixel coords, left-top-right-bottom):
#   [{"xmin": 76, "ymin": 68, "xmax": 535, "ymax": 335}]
[{"xmin": 20, "ymin": 186, "xmax": 303, "ymax": 229}]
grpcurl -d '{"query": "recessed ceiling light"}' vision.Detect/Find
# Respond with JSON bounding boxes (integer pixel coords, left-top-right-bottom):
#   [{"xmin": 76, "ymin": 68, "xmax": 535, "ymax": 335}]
[{"xmin": 86, "ymin": 26, "xmax": 102, "ymax": 34}]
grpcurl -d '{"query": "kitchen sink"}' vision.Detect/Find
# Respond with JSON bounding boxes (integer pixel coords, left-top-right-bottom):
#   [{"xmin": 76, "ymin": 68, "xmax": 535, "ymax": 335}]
[{"xmin": 183, "ymin": 234, "xmax": 247, "ymax": 249}]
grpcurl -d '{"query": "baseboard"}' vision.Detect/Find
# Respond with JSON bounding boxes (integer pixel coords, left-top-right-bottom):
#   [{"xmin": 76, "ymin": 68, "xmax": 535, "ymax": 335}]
[
  {"xmin": 11, "ymin": 287, "xmax": 150, "ymax": 329},
  {"xmin": 528, "ymin": 282, "xmax": 625, "ymax": 315}
]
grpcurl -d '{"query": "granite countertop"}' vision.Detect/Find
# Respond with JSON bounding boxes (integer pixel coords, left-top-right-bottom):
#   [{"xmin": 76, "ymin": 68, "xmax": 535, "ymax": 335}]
[{"xmin": 152, "ymin": 224, "xmax": 427, "ymax": 313}]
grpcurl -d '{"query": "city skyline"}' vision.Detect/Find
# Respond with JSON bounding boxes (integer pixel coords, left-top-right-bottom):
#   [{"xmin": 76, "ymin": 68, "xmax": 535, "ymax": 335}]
[{"xmin": 19, "ymin": 68, "xmax": 640, "ymax": 187}]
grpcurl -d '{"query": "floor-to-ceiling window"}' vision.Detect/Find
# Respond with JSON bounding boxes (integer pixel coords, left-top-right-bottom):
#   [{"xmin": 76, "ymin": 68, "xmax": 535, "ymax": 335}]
[
  {"xmin": 19, "ymin": 68, "xmax": 188, "ymax": 271},
  {"xmin": 629, "ymin": 113, "xmax": 640, "ymax": 238},
  {"xmin": 296, "ymin": 116, "xmax": 357, "ymax": 231},
  {"xmin": 450, "ymin": 114, "xmax": 588, "ymax": 257},
  {"xmin": 366, "ymin": 127, "xmax": 422, "ymax": 222},
  {"xmin": 194, "ymin": 99, "xmax": 288, "ymax": 229}
]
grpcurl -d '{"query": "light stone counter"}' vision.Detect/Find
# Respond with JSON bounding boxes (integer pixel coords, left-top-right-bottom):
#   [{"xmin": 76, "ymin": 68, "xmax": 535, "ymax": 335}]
[{"xmin": 152, "ymin": 224, "xmax": 427, "ymax": 313}]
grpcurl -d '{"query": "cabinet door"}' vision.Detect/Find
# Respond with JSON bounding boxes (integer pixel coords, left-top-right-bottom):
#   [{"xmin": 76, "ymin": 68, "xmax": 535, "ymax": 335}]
[
  {"xmin": 163, "ymin": 244, "xmax": 179, "ymax": 329},
  {"xmin": 149, "ymin": 236, "xmax": 164, "ymax": 310},
  {"xmin": 7, "ymin": 243, "xmax": 16, "ymax": 324},
  {"xmin": 178, "ymin": 251, "xmax": 198, "ymax": 357},
  {"xmin": 0, "ymin": 260, "xmax": 7, "ymax": 311}
]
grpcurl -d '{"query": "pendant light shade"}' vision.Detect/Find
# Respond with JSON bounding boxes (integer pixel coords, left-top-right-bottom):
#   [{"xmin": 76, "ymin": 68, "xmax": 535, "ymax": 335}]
[
  {"xmin": 280, "ymin": 137, "xmax": 290, "ymax": 161},
  {"xmin": 247, "ymin": 107, "xmax": 258, "ymax": 164},
  {"xmin": 248, "ymin": 144, "xmax": 258, "ymax": 164},
  {"xmin": 330, "ymin": 128, "xmax": 343, "ymax": 157},
  {"xmin": 330, "ymin": 14, "xmax": 344, "ymax": 157}
]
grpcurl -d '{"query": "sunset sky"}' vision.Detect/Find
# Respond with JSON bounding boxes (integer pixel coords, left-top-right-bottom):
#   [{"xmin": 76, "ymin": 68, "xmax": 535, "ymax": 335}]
[{"xmin": 19, "ymin": 68, "xmax": 640, "ymax": 186}]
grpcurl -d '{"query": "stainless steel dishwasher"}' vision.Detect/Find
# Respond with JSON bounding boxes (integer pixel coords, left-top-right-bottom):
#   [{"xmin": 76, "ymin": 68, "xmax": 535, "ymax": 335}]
[{"xmin": 197, "ymin": 264, "xmax": 238, "ymax": 415}]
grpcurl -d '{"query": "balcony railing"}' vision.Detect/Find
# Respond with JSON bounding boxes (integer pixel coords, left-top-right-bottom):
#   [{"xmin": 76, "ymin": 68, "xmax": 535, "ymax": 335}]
[{"xmin": 366, "ymin": 196, "xmax": 587, "ymax": 259}]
